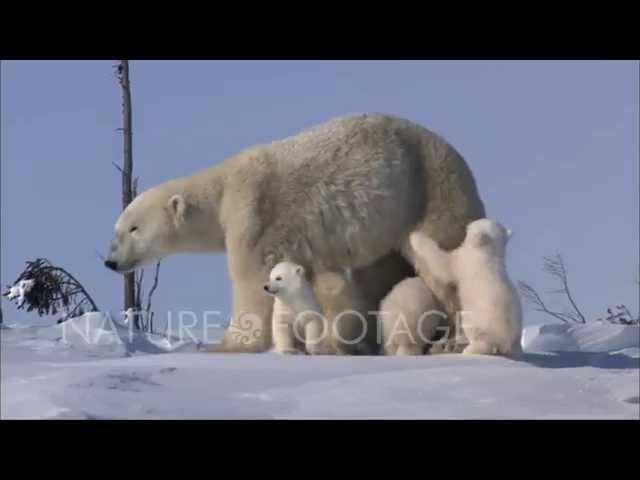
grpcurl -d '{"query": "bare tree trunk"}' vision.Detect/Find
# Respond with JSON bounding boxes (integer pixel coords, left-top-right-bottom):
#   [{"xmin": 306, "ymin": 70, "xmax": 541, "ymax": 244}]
[{"xmin": 119, "ymin": 60, "xmax": 136, "ymax": 326}]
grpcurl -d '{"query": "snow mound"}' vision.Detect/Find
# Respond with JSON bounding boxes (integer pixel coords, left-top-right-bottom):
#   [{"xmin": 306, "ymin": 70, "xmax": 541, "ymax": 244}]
[
  {"xmin": 54, "ymin": 312, "xmax": 123, "ymax": 347},
  {"xmin": 522, "ymin": 322, "xmax": 640, "ymax": 354},
  {"xmin": 2, "ymin": 315, "xmax": 638, "ymax": 419},
  {"xmin": 1, "ymin": 313, "xmax": 199, "ymax": 357}
]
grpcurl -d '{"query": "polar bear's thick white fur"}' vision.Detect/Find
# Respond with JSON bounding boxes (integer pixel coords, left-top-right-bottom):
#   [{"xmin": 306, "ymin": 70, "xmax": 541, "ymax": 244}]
[
  {"xmin": 379, "ymin": 277, "xmax": 448, "ymax": 355},
  {"xmin": 265, "ymin": 261, "xmax": 335, "ymax": 355},
  {"xmin": 104, "ymin": 113, "xmax": 485, "ymax": 353},
  {"xmin": 409, "ymin": 219, "xmax": 523, "ymax": 357}
]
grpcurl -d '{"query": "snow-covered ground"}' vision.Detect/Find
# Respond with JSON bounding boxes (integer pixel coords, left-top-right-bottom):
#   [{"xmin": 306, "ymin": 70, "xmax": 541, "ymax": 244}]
[{"xmin": 1, "ymin": 314, "xmax": 638, "ymax": 419}]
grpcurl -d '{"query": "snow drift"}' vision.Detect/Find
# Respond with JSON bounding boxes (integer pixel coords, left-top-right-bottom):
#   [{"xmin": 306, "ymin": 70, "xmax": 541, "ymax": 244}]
[
  {"xmin": 1, "ymin": 314, "xmax": 638, "ymax": 419},
  {"xmin": 522, "ymin": 322, "xmax": 639, "ymax": 354}
]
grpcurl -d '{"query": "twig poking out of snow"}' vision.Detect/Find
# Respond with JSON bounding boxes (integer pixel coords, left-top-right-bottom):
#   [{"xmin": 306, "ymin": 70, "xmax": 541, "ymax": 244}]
[{"xmin": 519, "ymin": 252, "xmax": 639, "ymax": 325}]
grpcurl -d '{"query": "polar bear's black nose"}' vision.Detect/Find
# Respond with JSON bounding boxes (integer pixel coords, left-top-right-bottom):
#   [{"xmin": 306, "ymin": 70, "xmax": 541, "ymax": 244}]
[
  {"xmin": 104, "ymin": 260, "xmax": 118, "ymax": 271},
  {"xmin": 263, "ymin": 285, "xmax": 270, "ymax": 292}
]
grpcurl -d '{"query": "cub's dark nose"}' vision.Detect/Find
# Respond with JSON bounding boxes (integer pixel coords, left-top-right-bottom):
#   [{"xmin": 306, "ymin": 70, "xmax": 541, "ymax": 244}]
[
  {"xmin": 104, "ymin": 260, "xmax": 118, "ymax": 271},
  {"xmin": 263, "ymin": 285, "xmax": 270, "ymax": 292}
]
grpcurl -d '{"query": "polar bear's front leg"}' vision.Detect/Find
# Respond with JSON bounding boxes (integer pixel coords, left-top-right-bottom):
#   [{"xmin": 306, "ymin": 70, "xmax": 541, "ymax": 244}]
[
  {"xmin": 215, "ymin": 247, "xmax": 274, "ymax": 353},
  {"xmin": 232, "ymin": 281, "xmax": 274, "ymax": 352},
  {"xmin": 216, "ymin": 278, "xmax": 274, "ymax": 353}
]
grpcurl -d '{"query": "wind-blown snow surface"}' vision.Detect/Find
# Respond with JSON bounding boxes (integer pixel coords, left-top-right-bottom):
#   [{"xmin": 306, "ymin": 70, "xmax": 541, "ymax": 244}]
[{"xmin": 1, "ymin": 314, "xmax": 638, "ymax": 419}]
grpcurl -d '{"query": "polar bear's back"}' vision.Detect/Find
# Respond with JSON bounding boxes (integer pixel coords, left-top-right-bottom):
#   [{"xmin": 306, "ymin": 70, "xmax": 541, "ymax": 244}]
[
  {"xmin": 269, "ymin": 113, "xmax": 425, "ymax": 164},
  {"xmin": 269, "ymin": 112, "xmax": 485, "ymax": 246},
  {"xmin": 252, "ymin": 114, "xmax": 440, "ymax": 270},
  {"xmin": 218, "ymin": 112, "xmax": 484, "ymax": 272}
]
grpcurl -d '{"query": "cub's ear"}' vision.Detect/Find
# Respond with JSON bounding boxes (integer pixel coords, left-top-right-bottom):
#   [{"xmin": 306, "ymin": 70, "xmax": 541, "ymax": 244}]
[
  {"xmin": 167, "ymin": 194, "xmax": 187, "ymax": 225},
  {"xmin": 295, "ymin": 265, "xmax": 305, "ymax": 277}
]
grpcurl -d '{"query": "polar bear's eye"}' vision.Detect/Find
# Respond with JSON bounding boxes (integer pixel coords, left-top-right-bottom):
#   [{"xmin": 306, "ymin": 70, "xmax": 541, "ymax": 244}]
[
  {"xmin": 129, "ymin": 227, "xmax": 138, "ymax": 234},
  {"xmin": 275, "ymin": 276, "xmax": 282, "ymax": 282}
]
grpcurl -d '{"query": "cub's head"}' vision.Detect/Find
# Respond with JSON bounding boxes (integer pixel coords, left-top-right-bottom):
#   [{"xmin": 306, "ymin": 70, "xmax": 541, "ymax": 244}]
[
  {"xmin": 463, "ymin": 219, "xmax": 512, "ymax": 255},
  {"xmin": 104, "ymin": 185, "xmax": 199, "ymax": 274},
  {"xmin": 263, "ymin": 262, "xmax": 306, "ymax": 302}
]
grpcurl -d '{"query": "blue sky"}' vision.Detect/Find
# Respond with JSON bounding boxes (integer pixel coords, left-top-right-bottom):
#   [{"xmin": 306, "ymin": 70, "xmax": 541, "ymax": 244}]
[{"xmin": 1, "ymin": 60, "xmax": 638, "ymax": 329}]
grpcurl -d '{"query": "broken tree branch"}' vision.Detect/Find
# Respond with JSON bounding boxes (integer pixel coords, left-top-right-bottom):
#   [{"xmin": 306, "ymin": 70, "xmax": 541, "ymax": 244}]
[
  {"xmin": 542, "ymin": 253, "xmax": 586, "ymax": 323},
  {"xmin": 145, "ymin": 261, "xmax": 161, "ymax": 315},
  {"xmin": 518, "ymin": 280, "xmax": 575, "ymax": 323},
  {"xmin": 116, "ymin": 60, "xmax": 136, "ymax": 317}
]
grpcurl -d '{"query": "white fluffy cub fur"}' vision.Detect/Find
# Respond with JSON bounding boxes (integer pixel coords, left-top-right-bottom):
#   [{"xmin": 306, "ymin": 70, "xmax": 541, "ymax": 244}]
[
  {"xmin": 409, "ymin": 219, "xmax": 523, "ymax": 357},
  {"xmin": 380, "ymin": 277, "xmax": 447, "ymax": 356},
  {"xmin": 264, "ymin": 261, "xmax": 335, "ymax": 355}
]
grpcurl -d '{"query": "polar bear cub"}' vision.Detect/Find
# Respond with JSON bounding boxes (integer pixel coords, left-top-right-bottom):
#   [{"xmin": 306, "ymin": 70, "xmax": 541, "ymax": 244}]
[
  {"xmin": 264, "ymin": 261, "xmax": 336, "ymax": 355},
  {"xmin": 379, "ymin": 277, "xmax": 448, "ymax": 356},
  {"xmin": 409, "ymin": 219, "xmax": 523, "ymax": 357}
]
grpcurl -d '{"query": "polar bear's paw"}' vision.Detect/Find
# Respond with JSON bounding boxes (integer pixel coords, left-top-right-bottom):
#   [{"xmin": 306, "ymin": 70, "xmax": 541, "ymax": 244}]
[
  {"xmin": 394, "ymin": 344, "xmax": 424, "ymax": 356},
  {"xmin": 306, "ymin": 342, "xmax": 338, "ymax": 356},
  {"xmin": 276, "ymin": 347, "xmax": 306, "ymax": 355},
  {"xmin": 462, "ymin": 341, "xmax": 497, "ymax": 356}
]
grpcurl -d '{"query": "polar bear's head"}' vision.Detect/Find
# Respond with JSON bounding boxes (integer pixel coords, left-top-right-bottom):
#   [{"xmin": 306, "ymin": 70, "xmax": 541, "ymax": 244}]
[
  {"xmin": 463, "ymin": 219, "xmax": 512, "ymax": 255},
  {"xmin": 263, "ymin": 262, "xmax": 307, "ymax": 303},
  {"xmin": 104, "ymin": 183, "xmax": 220, "ymax": 274}
]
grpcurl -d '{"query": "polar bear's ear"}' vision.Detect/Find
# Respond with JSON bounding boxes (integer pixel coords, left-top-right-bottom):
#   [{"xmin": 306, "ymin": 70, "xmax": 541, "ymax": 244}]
[
  {"xmin": 167, "ymin": 194, "xmax": 186, "ymax": 225},
  {"xmin": 295, "ymin": 265, "xmax": 305, "ymax": 277}
]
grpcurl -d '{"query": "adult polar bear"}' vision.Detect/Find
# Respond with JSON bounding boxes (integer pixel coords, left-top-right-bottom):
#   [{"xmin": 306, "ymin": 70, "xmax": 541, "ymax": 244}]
[{"xmin": 104, "ymin": 113, "xmax": 485, "ymax": 353}]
